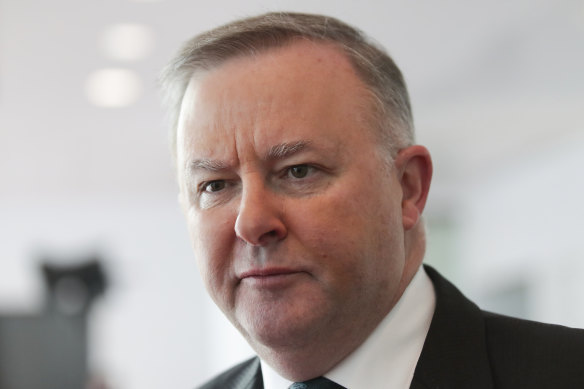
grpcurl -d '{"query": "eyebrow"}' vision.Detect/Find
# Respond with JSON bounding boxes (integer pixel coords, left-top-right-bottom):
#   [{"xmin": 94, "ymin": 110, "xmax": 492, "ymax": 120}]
[
  {"xmin": 188, "ymin": 158, "xmax": 230, "ymax": 172},
  {"xmin": 188, "ymin": 140, "xmax": 314, "ymax": 173},
  {"xmin": 264, "ymin": 140, "xmax": 312, "ymax": 161}
]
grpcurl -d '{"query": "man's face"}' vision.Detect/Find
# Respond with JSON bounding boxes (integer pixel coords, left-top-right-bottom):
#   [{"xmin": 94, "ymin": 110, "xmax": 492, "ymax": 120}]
[{"xmin": 176, "ymin": 41, "xmax": 412, "ymax": 353}]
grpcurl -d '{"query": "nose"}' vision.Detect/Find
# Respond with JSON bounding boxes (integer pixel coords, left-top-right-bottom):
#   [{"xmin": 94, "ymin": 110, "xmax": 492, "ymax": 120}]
[{"xmin": 234, "ymin": 181, "xmax": 287, "ymax": 246}]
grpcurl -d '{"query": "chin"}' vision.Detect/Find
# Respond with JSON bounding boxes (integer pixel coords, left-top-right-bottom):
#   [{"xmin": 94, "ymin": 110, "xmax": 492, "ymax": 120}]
[{"xmin": 236, "ymin": 305, "xmax": 326, "ymax": 350}]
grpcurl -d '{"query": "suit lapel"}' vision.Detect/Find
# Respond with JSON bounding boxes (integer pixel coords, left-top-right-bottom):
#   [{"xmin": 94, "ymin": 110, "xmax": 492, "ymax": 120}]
[
  {"xmin": 240, "ymin": 358, "xmax": 264, "ymax": 389},
  {"xmin": 411, "ymin": 266, "xmax": 495, "ymax": 389}
]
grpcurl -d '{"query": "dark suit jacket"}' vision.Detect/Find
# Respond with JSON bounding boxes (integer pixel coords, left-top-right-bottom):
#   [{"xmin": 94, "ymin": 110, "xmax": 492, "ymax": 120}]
[{"xmin": 198, "ymin": 265, "xmax": 584, "ymax": 389}]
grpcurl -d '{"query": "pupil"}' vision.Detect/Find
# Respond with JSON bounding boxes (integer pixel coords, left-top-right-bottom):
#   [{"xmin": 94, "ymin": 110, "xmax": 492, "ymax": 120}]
[
  {"xmin": 209, "ymin": 181, "xmax": 224, "ymax": 191},
  {"xmin": 291, "ymin": 165, "xmax": 308, "ymax": 178}
]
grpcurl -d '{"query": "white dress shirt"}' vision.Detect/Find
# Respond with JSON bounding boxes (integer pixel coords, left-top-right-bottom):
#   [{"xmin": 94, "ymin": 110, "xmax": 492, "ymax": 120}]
[{"xmin": 261, "ymin": 266, "xmax": 436, "ymax": 389}]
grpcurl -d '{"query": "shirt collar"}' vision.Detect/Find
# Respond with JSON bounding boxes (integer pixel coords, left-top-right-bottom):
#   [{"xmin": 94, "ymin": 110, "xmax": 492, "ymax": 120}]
[{"xmin": 261, "ymin": 265, "xmax": 436, "ymax": 389}]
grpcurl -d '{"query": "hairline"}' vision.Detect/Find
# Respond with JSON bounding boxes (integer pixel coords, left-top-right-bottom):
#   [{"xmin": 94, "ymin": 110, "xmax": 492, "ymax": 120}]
[
  {"xmin": 161, "ymin": 13, "xmax": 415, "ymax": 166},
  {"xmin": 192, "ymin": 39, "xmax": 396, "ymax": 155}
]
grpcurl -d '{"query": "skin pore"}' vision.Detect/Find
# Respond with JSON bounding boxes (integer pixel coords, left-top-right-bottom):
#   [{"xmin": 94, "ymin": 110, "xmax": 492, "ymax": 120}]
[{"xmin": 176, "ymin": 40, "xmax": 432, "ymax": 381}]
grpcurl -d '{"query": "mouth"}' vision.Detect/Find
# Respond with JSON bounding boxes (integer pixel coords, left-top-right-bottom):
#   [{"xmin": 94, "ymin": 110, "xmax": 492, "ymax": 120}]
[{"xmin": 238, "ymin": 267, "xmax": 307, "ymax": 288}]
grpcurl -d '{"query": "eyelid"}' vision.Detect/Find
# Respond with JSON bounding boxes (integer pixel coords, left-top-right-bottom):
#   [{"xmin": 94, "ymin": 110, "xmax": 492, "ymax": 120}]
[
  {"xmin": 197, "ymin": 179, "xmax": 226, "ymax": 194},
  {"xmin": 284, "ymin": 163, "xmax": 323, "ymax": 175},
  {"xmin": 194, "ymin": 162, "xmax": 326, "ymax": 191},
  {"xmin": 286, "ymin": 164, "xmax": 313, "ymax": 178}
]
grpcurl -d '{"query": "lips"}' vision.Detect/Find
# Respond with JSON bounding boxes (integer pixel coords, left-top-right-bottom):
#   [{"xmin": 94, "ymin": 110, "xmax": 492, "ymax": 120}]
[
  {"xmin": 238, "ymin": 267, "xmax": 307, "ymax": 287},
  {"xmin": 239, "ymin": 267, "xmax": 302, "ymax": 279}
]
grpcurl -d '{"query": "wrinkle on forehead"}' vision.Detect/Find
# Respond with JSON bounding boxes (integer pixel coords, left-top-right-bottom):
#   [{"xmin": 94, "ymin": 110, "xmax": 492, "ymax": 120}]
[{"xmin": 177, "ymin": 40, "xmax": 381, "ymax": 173}]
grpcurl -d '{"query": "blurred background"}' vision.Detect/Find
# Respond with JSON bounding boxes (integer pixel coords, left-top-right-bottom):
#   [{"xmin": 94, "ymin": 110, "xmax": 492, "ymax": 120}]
[{"xmin": 1, "ymin": 0, "xmax": 583, "ymax": 387}]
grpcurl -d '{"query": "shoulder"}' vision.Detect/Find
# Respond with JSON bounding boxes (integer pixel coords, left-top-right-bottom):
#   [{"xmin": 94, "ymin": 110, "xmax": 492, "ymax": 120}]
[
  {"xmin": 420, "ymin": 265, "xmax": 584, "ymax": 388},
  {"xmin": 197, "ymin": 357, "xmax": 262, "ymax": 389},
  {"xmin": 483, "ymin": 311, "xmax": 584, "ymax": 387}
]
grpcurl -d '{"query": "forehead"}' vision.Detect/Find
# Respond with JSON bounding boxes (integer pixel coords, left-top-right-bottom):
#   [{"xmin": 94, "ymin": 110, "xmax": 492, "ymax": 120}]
[
  {"xmin": 176, "ymin": 40, "xmax": 378, "ymax": 165},
  {"xmin": 200, "ymin": 39, "xmax": 361, "ymax": 91}
]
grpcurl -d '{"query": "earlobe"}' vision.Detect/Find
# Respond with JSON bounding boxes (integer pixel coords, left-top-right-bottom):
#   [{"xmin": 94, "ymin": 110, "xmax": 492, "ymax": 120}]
[
  {"xmin": 402, "ymin": 202, "xmax": 421, "ymax": 230},
  {"xmin": 395, "ymin": 145, "xmax": 433, "ymax": 230}
]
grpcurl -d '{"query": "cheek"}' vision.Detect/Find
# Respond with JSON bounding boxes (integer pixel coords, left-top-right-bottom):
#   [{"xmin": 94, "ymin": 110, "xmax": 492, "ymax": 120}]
[
  {"xmin": 283, "ymin": 194, "xmax": 365, "ymax": 270},
  {"xmin": 297, "ymin": 185, "xmax": 396, "ymax": 243},
  {"xmin": 286, "ymin": 180, "xmax": 403, "ymax": 279},
  {"xmin": 187, "ymin": 210, "xmax": 236, "ymax": 304}
]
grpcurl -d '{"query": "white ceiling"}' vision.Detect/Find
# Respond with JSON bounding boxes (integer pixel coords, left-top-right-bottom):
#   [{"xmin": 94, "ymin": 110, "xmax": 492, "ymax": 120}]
[{"xmin": 1, "ymin": 0, "xmax": 583, "ymax": 205}]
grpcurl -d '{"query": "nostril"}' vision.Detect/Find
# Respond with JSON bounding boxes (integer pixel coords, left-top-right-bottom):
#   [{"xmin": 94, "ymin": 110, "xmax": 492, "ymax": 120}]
[{"xmin": 257, "ymin": 229, "xmax": 281, "ymax": 245}]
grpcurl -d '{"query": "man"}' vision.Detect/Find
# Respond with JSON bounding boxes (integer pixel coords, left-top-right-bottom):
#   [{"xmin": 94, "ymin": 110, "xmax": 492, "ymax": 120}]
[{"xmin": 160, "ymin": 12, "xmax": 584, "ymax": 389}]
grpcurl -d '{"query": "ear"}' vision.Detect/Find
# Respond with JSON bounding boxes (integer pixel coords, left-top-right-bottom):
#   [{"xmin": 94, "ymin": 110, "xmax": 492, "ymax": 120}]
[{"xmin": 394, "ymin": 145, "xmax": 433, "ymax": 230}]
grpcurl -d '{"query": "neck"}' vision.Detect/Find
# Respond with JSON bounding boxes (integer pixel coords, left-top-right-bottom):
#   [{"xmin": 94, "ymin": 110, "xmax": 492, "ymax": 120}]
[{"xmin": 253, "ymin": 329, "xmax": 372, "ymax": 381}]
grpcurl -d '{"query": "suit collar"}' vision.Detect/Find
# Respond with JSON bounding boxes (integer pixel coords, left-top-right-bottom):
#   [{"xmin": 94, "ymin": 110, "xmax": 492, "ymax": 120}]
[
  {"xmin": 411, "ymin": 265, "xmax": 494, "ymax": 389},
  {"xmin": 241, "ymin": 358, "xmax": 263, "ymax": 389}
]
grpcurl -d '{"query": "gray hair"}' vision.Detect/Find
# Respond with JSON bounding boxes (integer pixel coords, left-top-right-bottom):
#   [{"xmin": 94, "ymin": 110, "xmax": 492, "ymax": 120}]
[{"xmin": 160, "ymin": 12, "xmax": 415, "ymax": 162}]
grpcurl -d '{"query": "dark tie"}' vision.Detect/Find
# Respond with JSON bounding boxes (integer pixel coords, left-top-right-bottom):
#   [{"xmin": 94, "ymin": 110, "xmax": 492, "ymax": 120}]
[{"xmin": 289, "ymin": 376, "xmax": 346, "ymax": 389}]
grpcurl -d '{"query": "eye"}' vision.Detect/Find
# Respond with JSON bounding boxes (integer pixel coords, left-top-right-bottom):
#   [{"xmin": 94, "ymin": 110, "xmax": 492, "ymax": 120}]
[
  {"xmin": 288, "ymin": 164, "xmax": 310, "ymax": 179},
  {"xmin": 204, "ymin": 180, "xmax": 226, "ymax": 192}
]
